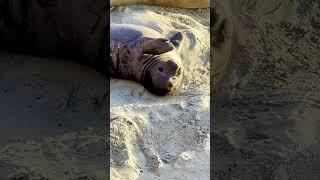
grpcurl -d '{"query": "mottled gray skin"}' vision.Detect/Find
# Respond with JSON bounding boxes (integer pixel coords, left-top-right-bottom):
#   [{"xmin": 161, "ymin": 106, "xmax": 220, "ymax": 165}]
[{"xmin": 110, "ymin": 24, "xmax": 184, "ymax": 96}]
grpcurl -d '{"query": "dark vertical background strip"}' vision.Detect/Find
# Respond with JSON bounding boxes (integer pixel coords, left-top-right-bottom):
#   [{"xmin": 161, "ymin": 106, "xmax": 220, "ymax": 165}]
[
  {"xmin": 210, "ymin": 0, "xmax": 215, "ymax": 179},
  {"xmin": 210, "ymin": 0, "xmax": 217, "ymax": 179},
  {"xmin": 106, "ymin": 0, "xmax": 111, "ymax": 180}
]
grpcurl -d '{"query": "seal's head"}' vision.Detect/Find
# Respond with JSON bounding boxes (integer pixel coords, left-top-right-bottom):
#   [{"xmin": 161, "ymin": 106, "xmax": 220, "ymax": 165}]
[
  {"xmin": 140, "ymin": 32, "xmax": 184, "ymax": 96},
  {"xmin": 144, "ymin": 53, "xmax": 183, "ymax": 95}
]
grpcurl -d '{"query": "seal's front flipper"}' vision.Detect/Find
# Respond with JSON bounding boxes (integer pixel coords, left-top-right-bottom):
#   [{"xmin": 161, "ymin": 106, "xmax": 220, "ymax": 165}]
[{"xmin": 138, "ymin": 37, "xmax": 175, "ymax": 55}]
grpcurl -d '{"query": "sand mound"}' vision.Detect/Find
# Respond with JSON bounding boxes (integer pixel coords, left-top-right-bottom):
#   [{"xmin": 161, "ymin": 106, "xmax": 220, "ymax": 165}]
[{"xmin": 110, "ymin": 6, "xmax": 210, "ymax": 180}]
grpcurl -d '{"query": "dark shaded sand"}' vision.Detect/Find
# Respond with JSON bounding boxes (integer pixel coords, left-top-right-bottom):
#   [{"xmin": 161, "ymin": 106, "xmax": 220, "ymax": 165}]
[
  {"xmin": 0, "ymin": 52, "xmax": 106, "ymax": 179},
  {"xmin": 213, "ymin": 0, "xmax": 320, "ymax": 179}
]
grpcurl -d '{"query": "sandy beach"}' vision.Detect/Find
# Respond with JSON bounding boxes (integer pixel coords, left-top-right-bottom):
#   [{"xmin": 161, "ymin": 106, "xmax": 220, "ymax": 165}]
[{"xmin": 110, "ymin": 5, "xmax": 210, "ymax": 180}]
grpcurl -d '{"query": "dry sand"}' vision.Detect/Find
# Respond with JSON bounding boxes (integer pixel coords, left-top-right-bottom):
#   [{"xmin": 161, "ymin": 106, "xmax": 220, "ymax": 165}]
[
  {"xmin": 110, "ymin": 5, "xmax": 210, "ymax": 180},
  {"xmin": 213, "ymin": 0, "xmax": 320, "ymax": 179}
]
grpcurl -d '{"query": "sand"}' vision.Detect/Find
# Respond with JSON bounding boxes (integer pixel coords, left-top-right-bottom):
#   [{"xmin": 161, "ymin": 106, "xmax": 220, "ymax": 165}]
[
  {"xmin": 0, "ymin": 4, "xmax": 210, "ymax": 179},
  {"xmin": 1, "ymin": 0, "xmax": 318, "ymax": 179},
  {"xmin": 0, "ymin": 0, "xmax": 317, "ymax": 179},
  {"xmin": 0, "ymin": 52, "xmax": 106, "ymax": 179},
  {"xmin": 213, "ymin": 0, "xmax": 320, "ymax": 179},
  {"xmin": 110, "ymin": 5, "xmax": 210, "ymax": 180}
]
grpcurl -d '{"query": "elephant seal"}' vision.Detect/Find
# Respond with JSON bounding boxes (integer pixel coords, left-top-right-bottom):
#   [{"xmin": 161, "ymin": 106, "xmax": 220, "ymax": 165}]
[{"xmin": 110, "ymin": 24, "xmax": 184, "ymax": 95}]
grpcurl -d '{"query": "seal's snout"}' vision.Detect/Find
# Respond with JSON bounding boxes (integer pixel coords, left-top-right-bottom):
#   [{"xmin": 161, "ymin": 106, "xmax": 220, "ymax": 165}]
[{"xmin": 168, "ymin": 77, "xmax": 177, "ymax": 89}]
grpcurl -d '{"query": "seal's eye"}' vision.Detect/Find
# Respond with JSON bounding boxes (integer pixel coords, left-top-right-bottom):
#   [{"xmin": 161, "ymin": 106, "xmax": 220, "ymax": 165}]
[{"xmin": 158, "ymin": 67, "xmax": 164, "ymax": 72}]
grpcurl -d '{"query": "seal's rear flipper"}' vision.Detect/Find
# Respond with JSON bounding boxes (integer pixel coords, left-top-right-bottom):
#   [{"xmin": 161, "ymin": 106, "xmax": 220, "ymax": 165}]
[
  {"xmin": 138, "ymin": 37, "xmax": 175, "ymax": 55},
  {"xmin": 169, "ymin": 31, "xmax": 184, "ymax": 53}
]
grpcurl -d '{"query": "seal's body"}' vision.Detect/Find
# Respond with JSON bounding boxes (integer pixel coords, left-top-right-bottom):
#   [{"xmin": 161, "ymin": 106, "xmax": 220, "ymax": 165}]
[{"xmin": 110, "ymin": 24, "xmax": 184, "ymax": 95}]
